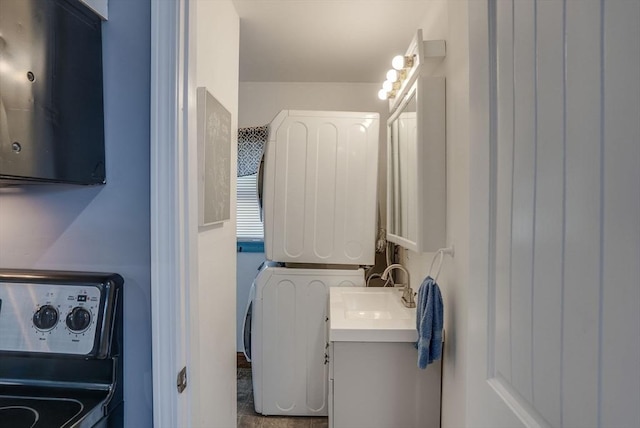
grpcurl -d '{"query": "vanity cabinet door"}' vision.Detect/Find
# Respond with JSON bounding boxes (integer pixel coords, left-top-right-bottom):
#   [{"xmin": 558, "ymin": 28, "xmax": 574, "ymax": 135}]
[{"xmin": 330, "ymin": 341, "xmax": 441, "ymax": 428}]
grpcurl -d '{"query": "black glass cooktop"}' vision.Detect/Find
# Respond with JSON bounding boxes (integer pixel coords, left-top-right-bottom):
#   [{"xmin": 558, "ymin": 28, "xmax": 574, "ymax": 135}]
[
  {"xmin": 0, "ymin": 396, "xmax": 83, "ymax": 427},
  {"xmin": 0, "ymin": 389, "xmax": 105, "ymax": 428}
]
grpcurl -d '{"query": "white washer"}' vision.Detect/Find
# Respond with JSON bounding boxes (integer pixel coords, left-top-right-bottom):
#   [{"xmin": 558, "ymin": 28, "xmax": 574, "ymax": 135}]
[{"xmin": 248, "ymin": 266, "xmax": 364, "ymax": 416}]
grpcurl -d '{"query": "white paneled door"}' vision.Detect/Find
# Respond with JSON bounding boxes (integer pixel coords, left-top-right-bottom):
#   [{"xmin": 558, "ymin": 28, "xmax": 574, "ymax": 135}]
[{"xmin": 468, "ymin": 0, "xmax": 639, "ymax": 427}]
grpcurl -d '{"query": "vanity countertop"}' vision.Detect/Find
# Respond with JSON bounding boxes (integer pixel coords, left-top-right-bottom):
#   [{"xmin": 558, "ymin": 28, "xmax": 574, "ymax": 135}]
[{"xmin": 329, "ymin": 287, "xmax": 417, "ymax": 343}]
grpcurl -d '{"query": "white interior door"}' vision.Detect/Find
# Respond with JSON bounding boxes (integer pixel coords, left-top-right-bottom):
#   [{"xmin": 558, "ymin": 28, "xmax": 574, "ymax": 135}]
[{"xmin": 468, "ymin": 1, "xmax": 639, "ymax": 427}]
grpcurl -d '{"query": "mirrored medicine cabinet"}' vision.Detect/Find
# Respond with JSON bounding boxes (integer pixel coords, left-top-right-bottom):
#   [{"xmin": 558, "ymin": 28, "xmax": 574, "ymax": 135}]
[{"xmin": 386, "ymin": 34, "xmax": 446, "ymax": 253}]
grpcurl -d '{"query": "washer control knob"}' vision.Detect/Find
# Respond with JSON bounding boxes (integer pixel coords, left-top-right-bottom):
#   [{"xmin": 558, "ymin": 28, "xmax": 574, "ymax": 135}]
[
  {"xmin": 66, "ymin": 307, "xmax": 91, "ymax": 332},
  {"xmin": 33, "ymin": 305, "xmax": 59, "ymax": 330}
]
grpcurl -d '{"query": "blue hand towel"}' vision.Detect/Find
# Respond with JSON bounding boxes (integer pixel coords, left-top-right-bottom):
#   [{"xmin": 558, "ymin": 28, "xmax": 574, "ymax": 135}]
[{"xmin": 415, "ymin": 276, "xmax": 443, "ymax": 369}]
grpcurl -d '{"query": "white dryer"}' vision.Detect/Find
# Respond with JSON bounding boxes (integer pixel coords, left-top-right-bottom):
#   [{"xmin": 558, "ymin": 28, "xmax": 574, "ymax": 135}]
[
  {"xmin": 249, "ymin": 266, "xmax": 364, "ymax": 416},
  {"xmin": 261, "ymin": 110, "xmax": 380, "ymax": 265}
]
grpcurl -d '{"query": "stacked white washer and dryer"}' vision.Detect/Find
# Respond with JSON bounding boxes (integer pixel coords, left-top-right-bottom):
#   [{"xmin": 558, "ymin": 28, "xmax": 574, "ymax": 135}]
[{"xmin": 244, "ymin": 110, "xmax": 379, "ymax": 416}]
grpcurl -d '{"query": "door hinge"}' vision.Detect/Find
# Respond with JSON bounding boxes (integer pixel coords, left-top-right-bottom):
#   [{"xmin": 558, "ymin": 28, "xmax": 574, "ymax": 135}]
[{"xmin": 177, "ymin": 366, "xmax": 187, "ymax": 393}]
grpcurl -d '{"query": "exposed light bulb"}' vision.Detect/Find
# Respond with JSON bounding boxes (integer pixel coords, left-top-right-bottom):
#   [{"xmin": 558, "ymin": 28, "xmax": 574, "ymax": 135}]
[
  {"xmin": 377, "ymin": 89, "xmax": 388, "ymax": 100},
  {"xmin": 386, "ymin": 69, "xmax": 398, "ymax": 82},
  {"xmin": 382, "ymin": 80, "xmax": 393, "ymax": 92},
  {"xmin": 392, "ymin": 55, "xmax": 406, "ymax": 70}
]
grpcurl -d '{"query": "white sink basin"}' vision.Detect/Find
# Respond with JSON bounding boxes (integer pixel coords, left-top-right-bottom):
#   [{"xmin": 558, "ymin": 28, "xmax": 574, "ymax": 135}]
[
  {"xmin": 342, "ymin": 291, "xmax": 411, "ymax": 320},
  {"xmin": 329, "ymin": 287, "xmax": 417, "ymax": 342}
]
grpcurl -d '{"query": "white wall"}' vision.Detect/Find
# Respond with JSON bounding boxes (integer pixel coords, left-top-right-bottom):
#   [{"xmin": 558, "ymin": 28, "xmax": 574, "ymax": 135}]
[
  {"xmin": 400, "ymin": 2, "xmax": 470, "ymax": 428},
  {"xmin": 191, "ymin": 1, "xmax": 240, "ymax": 426},
  {"xmin": 0, "ymin": 0, "xmax": 153, "ymax": 426},
  {"xmin": 239, "ymin": 82, "xmax": 387, "ymax": 128}
]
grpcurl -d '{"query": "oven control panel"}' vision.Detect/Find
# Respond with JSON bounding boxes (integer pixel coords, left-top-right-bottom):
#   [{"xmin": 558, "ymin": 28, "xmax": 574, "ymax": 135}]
[{"xmin": 0, "ymin": 282, "xmax": 102, "ymax": 355}]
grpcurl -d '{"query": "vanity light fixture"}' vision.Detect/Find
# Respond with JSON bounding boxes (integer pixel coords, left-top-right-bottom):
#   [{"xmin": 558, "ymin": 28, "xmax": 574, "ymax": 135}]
[
  {"xmin": 378, "ymin": 54, "xmax": 415, "ymax": 101},
  {"xmin": 392, "ymin": 54, "xmax": 415, "ymax": 71},
  {"xmin": 381, "ymin": 32, "xmax": 446, "ymax": 108}
]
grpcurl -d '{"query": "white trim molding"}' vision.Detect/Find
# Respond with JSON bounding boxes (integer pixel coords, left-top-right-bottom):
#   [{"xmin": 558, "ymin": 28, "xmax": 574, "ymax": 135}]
[{"xmin": 150, "ymin": 0, "xmax": 192, "ymax": 426}]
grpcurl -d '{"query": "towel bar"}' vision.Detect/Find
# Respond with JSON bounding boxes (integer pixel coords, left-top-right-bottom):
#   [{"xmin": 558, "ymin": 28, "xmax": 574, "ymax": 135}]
[{"xmin": 428, "ymin": 246, "xmax": 455, "ymax": 281}]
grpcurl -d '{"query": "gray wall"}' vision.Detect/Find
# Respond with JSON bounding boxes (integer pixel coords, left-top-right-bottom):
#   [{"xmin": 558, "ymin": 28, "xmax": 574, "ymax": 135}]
[{"xmin": 0, "ymin": 0, "xmax": 153, "ymax": 425}]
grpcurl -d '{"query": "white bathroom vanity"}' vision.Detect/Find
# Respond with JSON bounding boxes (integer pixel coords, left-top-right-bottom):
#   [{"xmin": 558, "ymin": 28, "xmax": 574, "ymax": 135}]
[{"xmin": 328, "ymin": 287, "xmax": 442, "ymax": 428}]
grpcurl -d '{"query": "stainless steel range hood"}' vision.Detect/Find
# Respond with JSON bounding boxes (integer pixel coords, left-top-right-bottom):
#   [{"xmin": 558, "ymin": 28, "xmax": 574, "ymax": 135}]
[{"xmin": 0, "ymin": 0, "xmax": 105, "ymax": 185}]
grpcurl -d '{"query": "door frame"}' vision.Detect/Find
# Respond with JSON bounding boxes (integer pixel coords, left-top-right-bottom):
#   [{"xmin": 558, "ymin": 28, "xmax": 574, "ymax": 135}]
[
  {"xmin": 467, "ymin": 0, "xmax": 507, "ymax": 424},
  {"xmin": 150, "ymin": 0, "xmax": 195, "ymax": 426}
]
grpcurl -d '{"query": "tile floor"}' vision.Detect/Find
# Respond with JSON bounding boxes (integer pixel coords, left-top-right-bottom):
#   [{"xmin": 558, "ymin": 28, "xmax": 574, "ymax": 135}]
[{"xmin": 237, "ymin": 366, "xmax": 329, "ymax": 428}]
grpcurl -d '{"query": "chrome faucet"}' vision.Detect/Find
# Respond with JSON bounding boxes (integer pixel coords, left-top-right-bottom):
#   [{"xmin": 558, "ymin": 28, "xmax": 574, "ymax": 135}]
[{"xmin": 380, "ymin": 264, "xmax": 416, "ymax": 308}]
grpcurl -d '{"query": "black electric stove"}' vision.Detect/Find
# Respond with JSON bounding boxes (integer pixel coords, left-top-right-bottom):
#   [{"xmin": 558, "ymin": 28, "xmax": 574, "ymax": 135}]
[{"xmin": 0, "ymin": 269, "xmax": 124, "ymax": 428}]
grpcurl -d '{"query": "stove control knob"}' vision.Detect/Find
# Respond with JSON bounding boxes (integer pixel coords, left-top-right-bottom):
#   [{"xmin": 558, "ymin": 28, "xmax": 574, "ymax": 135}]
[
  {"xmin": 33, "ymin": 305, "xmax": 59, "ymax": 330},
  {"xmin": 66, "ymin": 307, "xmax": 91, "ymax": 332}
]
